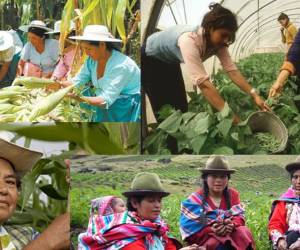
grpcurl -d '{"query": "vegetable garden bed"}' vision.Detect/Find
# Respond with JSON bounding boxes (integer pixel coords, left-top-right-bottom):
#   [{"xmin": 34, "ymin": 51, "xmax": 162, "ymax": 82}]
[{"xmin": 144, "ymin": 53, "xmax": 300, "ymax": 154}]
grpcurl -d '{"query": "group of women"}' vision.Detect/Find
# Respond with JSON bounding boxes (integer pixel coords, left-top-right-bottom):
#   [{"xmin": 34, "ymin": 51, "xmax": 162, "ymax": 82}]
[
  {"xmin": 76, "ymin": 156, "xmax": 300, "ymax": 250},
  {"xmin": 0, "ymin": 19, "xmax": 141, "ymax": 122}
]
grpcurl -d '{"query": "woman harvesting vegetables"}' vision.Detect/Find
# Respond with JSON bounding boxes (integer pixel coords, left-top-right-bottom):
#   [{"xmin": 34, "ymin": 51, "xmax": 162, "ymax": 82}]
[
  {"xmin": 269, "ymin": 30, "xmax": 300, "ymax": 110},
  {"xmin": 62, "ymin": 25, "xmax": 140, "ymax": 122},
  {"xmin": 142, "ymin": 3, "xmax": 269, "ymax": 122},
  {"xmin": 180, "ymin": 156, "xmax": 255, "ymax": 250},
  {"xmin": 17, "ymin": 20, "xmax": 59, "ymax": 78}
]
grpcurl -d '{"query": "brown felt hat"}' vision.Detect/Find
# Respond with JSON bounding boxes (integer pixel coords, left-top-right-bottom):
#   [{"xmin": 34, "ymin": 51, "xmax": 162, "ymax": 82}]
[
  {"xmin": 285, "ymin": 156, "xmax": 300, "ymax": 173},
  {"xmin": 0, "ymin": 136, "xmax": 42, "ymax": 178},
  {"xmin": 122, "ymin": 172, "xmax": 170, "ymax": 197},
  {"xmin": 200, "ymin": 155, "xmax": 235, "ymax": 174}
]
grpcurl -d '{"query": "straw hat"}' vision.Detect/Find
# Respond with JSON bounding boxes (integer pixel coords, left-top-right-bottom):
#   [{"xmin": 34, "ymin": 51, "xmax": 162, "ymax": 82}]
[
  {"xmin": 0, "ymin": 31, "xmax": 14, "ymax": 52},
  {"xmin": 69, "ymin": 25, "xmax": 122, "ymax": 43},
  {"xmin": 200, "ymin": 155, "xmax": 235, "ymax": 174},
  {"xmin": 19, "ymin": 20, "xmax": 52, "ymax": 32},
  {"xmin": 0, "ymin": 135, "xmax": 42, "ymax": 178},
  {"xmin": 122, "ymin": 172, "xmax": 170, "ymax": 197},
  {"xmin": 285, "ymin": 156, "xmax": 300, "ymax": 173},
  {"xmin": 46, "ymin": 20, "xmax": 76, "ymax": 35}
]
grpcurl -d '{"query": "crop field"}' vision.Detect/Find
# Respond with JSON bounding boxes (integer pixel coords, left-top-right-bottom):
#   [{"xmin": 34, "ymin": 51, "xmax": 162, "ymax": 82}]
[{"xmin": 70, "ymin": 155, "xmax": 295, "ymax": 249}]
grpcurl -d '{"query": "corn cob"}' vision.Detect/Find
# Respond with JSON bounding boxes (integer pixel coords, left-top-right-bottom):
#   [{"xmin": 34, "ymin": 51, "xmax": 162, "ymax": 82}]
[
  {"xmin": 0, "ymin": 114, "xmax": 16, "ymax": 122},
  {"xmin": 12, "ymin": 77, "xmax": 57, "ymax": 89},
  {"xmin": 0, "ymin": 104, "xmax": 17, "ymax": 114},
  {"xmin": 29, "ymin": 85, "xmax": 74, "ymax": 121},
  {"xmin": 0, "ymin": 98, "xmax": 10, "ymax": 104}
]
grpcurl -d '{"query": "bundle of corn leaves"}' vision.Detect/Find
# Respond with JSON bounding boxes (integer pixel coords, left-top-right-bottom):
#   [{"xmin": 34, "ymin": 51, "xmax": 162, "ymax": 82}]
[{"xmin": 0, "ymin": 77, "xmax": 92, "ymax": 122}]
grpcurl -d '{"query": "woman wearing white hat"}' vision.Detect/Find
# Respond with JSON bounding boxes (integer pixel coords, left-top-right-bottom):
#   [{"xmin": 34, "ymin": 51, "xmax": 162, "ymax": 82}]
[
  {"xmin": 46, "ymin": 20, "xmax": 77, "ymax": 81},
  {"xmin": 17, "ymin": 20, "xmax": 59, "ymax": 78},
  {"xmin": 62, "ymin": 25, "xmax": 140, "ymax": 122},
  {"xmin": 0, "ymin": 137, "xmax": 70, "ymax": 249},
  {"xmin": 0, "ymin": 31, "xmax": 22, "ymax": 87}
]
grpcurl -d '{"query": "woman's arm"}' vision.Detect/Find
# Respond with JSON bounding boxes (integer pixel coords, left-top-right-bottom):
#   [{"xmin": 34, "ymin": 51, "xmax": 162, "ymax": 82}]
[
  {"xmin": 0, "ymin": 61, "xmax": 11, "ymax": 81},
  {"xmin": 269, "ymin": 69, "xmax": 291, "ymax": 98},
  {"xmin": 197, "ymin": 79, "xmax": 225, "ymax": 111},
  {"xmin": 227, "ymin": 70, "xmax": 270, "ymax": 111},
  {"xmin": 17, "ymin": 59, "xmax": 26, "ymax": 77}
]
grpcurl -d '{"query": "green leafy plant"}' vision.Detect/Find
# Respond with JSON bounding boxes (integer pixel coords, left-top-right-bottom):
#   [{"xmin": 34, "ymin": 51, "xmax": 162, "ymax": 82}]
[{"xmin": 144, "ymin": 53, "xmax": 300, "ymax": 154}]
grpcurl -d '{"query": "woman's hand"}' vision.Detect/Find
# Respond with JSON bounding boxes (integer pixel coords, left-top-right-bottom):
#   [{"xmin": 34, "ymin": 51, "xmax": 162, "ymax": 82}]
[
  {"xmin": 232, "ymin": 114, "xmax": 241, "ymax": 125},
  {"xmin": 223, "ymin": 218, "xmax": 235, "ymax": 234},
  {"xmin": 277, "ymin": 238, "xmax": 288, "ymax": 250},
  {"xmin": 211, "ymin": 222, "xmax": 227, "ymax": 236},
  {"xmin": 60, "ymin": 81, "xmax": 73, "ymax": 88},
  {"xmin": 289, "ymin": 239, "xmax": 300, "ymax": 250},
  {"xmin": 180, "ymin": 244, "xmax": 206, "ymax": 250},
  {"xmin": 252, "ymin": 94, "xmax": 271, "ymax": 111},
  {"xmin": 269, "ymin": 82, "xmax": 283, "ymax": 98}
]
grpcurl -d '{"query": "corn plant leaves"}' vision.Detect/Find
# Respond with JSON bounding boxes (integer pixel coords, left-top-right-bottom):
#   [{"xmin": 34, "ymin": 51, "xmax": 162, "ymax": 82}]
[{"xmin": 39, "ymin": 185, "xmax": 67, "ymax": 200}]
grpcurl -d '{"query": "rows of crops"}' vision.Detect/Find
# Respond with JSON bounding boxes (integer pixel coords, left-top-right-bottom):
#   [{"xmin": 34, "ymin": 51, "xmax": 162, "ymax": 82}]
[{"xmin": 144, "ymin": 53, "xmax": 300, "ymax": 155}]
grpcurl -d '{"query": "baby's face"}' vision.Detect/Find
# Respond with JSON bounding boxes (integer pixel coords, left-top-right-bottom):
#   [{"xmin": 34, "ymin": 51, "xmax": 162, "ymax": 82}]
[{"xmin": 113, "ymin": 198, "xmax": 126, "ymax": 213}]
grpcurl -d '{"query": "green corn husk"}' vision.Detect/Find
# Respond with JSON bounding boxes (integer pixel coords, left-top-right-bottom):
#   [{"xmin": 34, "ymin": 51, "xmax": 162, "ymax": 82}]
[
  {"xmin": 0, "ymin": 114, "xmax": 17, "ymax": 122},
  {"xmin": 29, "ymin": 85, "xmax": 74, "ymax": 121},
  {"xmin": 0, "ymin": 104, "xmax": 17, "ymax": 114},
  {"xmin": 0, "ymin": 98, "xmax": 10, "ymax": 104},
  {"xmin": 0, "ymin": 90, "xmax": 28, "ymax": 99},
  {"xmin": 12, "ymin": 77, "xmax": 57, "ymax": 89}
]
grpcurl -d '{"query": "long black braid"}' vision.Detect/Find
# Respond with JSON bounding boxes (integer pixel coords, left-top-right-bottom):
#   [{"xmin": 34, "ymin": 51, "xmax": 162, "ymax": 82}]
[{"xmin": 201, "ymin": 173, "xmax": 231, "ymax": 209}]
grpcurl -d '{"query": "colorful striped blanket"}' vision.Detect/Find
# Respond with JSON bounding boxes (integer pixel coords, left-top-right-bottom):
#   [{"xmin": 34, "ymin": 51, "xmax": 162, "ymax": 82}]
[
  {"xmin": 78, "ymin": 211, "xmax": 170, "ymax": 250},
  {"xmin": 179, "ymin": 191, "xmax": 245, "ymax": 240}
]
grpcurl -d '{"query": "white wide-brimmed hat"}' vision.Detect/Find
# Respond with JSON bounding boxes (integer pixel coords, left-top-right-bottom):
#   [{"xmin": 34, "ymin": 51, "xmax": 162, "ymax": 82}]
[
  {"xmin": 46, "ymin": 20, "xmax": 76, "ymax": 35},
  {"xmin": 0, "ymin": 31, "xmax": 14, "ymax": 51},
  {"xmin": 0, "ymin": 135, "xmax": 42, "ymax": 178},
  {"xmin": 69, "ymin": 25, "xmax": 122, "ymax": 43},
  {"xmin": 19, "ymin": 20, "xmax": 52, "ymax": 32}
]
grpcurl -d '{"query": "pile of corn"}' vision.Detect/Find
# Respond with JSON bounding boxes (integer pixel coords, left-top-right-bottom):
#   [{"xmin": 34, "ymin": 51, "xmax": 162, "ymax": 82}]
[{"xmin": 0, "ymin": 77, "xmax": 92, "ymax": 122}]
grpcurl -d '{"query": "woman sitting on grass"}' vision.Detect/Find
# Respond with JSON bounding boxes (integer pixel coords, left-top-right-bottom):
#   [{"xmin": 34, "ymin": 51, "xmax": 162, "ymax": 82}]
[
  {"xmin": 268, "ymin": 156, "xmax": 300, "ymax": 250},
  {"xmin": 180, "ymin": 156, "xmax": 255, "ymax": 250},
  {"xmin": 78, "ymin": 172, "xmax": 203, "ymax": 250}
]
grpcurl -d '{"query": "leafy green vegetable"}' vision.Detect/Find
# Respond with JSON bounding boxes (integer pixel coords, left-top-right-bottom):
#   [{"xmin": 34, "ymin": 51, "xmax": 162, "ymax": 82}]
[{"xmin": 144, "ymin": 53, "xmax": 300, "ymax": 154}]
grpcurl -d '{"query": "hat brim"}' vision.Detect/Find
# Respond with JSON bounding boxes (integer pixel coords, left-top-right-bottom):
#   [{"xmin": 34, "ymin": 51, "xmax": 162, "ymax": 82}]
[
  {"xmin": 122, "ymin": 190, "xmax": 170, "ymax": 198},
  {"xmin": 19, "ymin": 25, "xmax": 53, "ymax": 32},
  {"xmin": 285, "ymin": 162, "xmax": 300, "ymax": 173},
  {"xmin": 200, "ymin": 169, "xmax": 236, "ymax": 174},
  {"xmin": 45, "ymin": 31, "xmax": 60, "ymax": 35},
  {"xmin": 0, "ymin": 138, "xmax": 42, "ymax": 178},
  {"xmin": 68, "ymin": 35, "xmax": 122, "ymax": 43},
  {"xmin": 0, "ymin": 32, "xmax": 14, "ymax": 51}
]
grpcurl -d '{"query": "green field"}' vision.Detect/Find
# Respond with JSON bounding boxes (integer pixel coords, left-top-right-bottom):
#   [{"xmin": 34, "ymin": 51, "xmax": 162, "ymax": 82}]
[{"xmin": 71, "ymin": 155, "xmax": 295, "ymax": 249}]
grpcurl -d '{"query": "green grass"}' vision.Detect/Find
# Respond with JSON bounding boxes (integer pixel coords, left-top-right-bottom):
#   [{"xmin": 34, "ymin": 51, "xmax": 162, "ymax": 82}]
[{"xmin": 71, "ymin": 161, "xmax": 289, "ymax": 249}]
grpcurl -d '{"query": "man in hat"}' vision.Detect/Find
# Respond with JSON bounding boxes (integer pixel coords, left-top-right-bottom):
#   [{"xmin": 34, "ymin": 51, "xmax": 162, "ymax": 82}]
[
  {"xmin": 0, "ymin": 137, "xmax": 70, "ymax": 249},
  {"xmin": 269, "ymin": 156, "xmax": 300, "ymax": 250},
  {"xmin": 180, "ymin": 156, "xmax": 255, "ymax": 250},
  {"xmin": 78, "ymin": 172, "xmax": 202, "ymax": 250}
]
